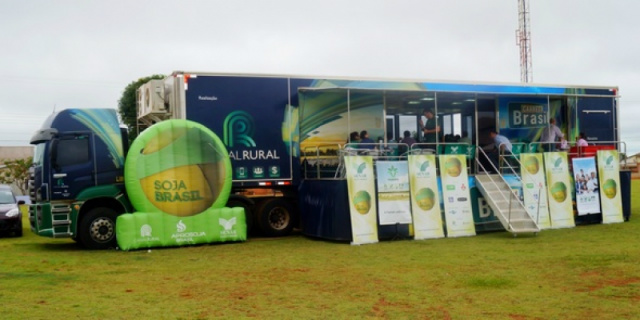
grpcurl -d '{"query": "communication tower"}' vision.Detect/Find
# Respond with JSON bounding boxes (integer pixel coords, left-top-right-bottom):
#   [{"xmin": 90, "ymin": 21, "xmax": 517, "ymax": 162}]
[{"xmin": 516, "ymin": 0, "xmax": 533, "ymax": 83}]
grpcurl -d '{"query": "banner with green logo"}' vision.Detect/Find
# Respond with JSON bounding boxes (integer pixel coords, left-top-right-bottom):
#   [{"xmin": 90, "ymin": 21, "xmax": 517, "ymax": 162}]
[
  {"xmin": 520, "ymin": 153, "xmax": 551, "ymax": 229},
  {"xmin": 344, "ymin": 156, "xmax": 378, "ymax": 245},
  {"xmin": 117, "ymin": 207, "xmax": 247, "ymax": 250},
  {"xmin": 375, "ymin": 161, "xmax": 412, "ymax": 225},
  {"xmin": 543, "ymin": 152, "xmax": 575, "ymax": 228},
  {"xmin": 439, "ymin": 154, "xmax": 475, "ymax": 237},
  {"xmin": 408, "ymin": 155, "xmax": 444, "ymax": 239},
  {"xmin": 597, "ymin": 150, "xmax": 623, "ymax": 224}
]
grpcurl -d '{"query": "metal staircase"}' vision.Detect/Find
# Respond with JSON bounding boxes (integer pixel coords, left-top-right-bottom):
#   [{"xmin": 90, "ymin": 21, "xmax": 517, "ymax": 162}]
[{"xmin": 475, "ymin": 148, "xmax": 539, "ymax": 236}]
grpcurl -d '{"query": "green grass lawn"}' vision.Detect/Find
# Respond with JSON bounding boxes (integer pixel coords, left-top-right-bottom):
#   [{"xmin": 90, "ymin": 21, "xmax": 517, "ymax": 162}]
[{"xmin": 1, "ymin": 181, "xmax": 638, "ymax": 319}]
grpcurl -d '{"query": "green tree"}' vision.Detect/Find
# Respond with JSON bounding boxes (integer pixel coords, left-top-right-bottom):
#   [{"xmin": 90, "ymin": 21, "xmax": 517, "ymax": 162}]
[
  {"xmin": 118, "ymin": 75, "xmax": 165, "ymax": 143},
  {"xmin": 0, "ymin": 158, "xmax": 33, "ymax": 195}
]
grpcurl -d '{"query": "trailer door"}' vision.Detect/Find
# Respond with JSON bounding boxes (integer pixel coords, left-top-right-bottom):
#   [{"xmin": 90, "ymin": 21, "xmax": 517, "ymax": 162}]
[{"xmin": 578, "ymin": 97, "xmax": 615, "ymax": 143}]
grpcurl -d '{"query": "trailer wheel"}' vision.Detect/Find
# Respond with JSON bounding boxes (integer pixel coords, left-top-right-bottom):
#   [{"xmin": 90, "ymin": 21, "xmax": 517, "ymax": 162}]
[
  {"xmin": 226, "ymin": 199, "xmax": 255, "ymax": 235},
  {"xmin": 256, "ymin": 198, "xmax": 294, "ymax": 237},
  {"xmin": 78, "ymin": 207, "xmax": 118, "ymax": 249}
]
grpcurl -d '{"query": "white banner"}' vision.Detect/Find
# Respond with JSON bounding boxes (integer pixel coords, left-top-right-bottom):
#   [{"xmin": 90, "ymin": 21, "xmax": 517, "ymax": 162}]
[
  {"xmin": 571, "ymin": 157, "xmax": 601, "ymax": 215},
  {"xmin": 344, "ymin": 156, "xmax": 379, "ymax": 245},
  {"xmin": 439, "ymin": 154, "xmax": 476, "ymax": 237},
  {"xmin": 597, "ymin": 150, "xmax": 624, "ymax": 224},
  {"xmin": 543, "ymin": 152, "xmax": 575, "ymax": 228},
  {"xmin": 408, "ymin": 155, "xmax": 444, "ymax": 240},
  {"xmin": 376, "ymin": 161, "xmax": 412, "ymax": 225},
  {"xmin": 520, "ymin": 153, "xmax": 551, "ymax": 229}
]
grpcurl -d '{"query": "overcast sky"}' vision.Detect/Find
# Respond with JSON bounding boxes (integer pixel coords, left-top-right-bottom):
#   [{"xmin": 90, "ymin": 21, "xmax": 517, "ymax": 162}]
[{"xmin": 1, "ymin": 0, "xmax": 639, "ymax": 154}]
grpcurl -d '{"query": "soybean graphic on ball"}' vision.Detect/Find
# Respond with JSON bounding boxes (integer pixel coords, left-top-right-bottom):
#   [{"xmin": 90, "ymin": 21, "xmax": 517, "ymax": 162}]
[
  {"xmin": 444, "ymin": 157, "xmax": 462, "ymax": 177},
  {"xmin": 415, "ymin": 188, "xmax": 435, "ymax": 211},
  {"xmin": 603, "ymin": 179, "xmax": 617, "ymax": 199},
  {"xmin": 550, "ymin": 181, "xmax": 567, "ymax": 203},
  {"xmin": 524, "ymin": 156, "xmax": 540, "ymax": 175},
  {"xmin": 353, "ymin": 190, "xmax": 372, "ymax": 214},
  {"xmin": 125, "ymin": 120, "xmax": 232, "ymax": 217}
]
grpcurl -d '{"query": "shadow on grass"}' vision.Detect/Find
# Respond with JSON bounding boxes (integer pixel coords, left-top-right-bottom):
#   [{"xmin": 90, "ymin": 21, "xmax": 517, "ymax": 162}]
[{"xmin": 14, "ymin": 241, "xmax": 85, "ymax": 252}]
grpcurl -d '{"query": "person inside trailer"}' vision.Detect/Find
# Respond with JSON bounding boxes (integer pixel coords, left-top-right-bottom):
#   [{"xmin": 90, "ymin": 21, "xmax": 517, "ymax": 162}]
[
  {"xmin": 488, "ymin": 130, "xmax": 513, "ymax": 172},
  {"xmin": 540, "ymin": 118, "xmax": 564, "ymax": 151},
  {"xmin": 577, "ymin": 132, "xmax": 588, "ymax": 147},
  {"xmin": 459, "ymin": 131, "xmax": 471, "ymax": 144},
  {"xmin": 359, "ymin": 130, "xmax": 375, "ymax": 149},
  {"xmin": 419, "ymin": 108, "xmax": 441, "ymax": 145},
  {"xmin": 345, "ymin": 131, "xmax": 360, "ymax": 150}
]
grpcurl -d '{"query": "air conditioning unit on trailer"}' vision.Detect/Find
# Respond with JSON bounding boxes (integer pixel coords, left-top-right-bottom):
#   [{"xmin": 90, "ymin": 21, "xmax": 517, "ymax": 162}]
[{"xmin": 137, "ymin": 80, "xmax": 166, "ymax": 119}]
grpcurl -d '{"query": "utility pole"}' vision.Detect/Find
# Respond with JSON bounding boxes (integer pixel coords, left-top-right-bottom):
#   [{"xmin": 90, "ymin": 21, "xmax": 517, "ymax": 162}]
[{"xmin": 516, "ymin": 0, "xmax": 533, "ymax": 83}]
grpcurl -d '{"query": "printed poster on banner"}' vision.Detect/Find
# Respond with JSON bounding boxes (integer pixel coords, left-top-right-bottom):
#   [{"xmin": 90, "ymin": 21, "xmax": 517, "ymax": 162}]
[
  {"xmin": 439, "ymin": 154, "xmax": 475, "ymax": 237},
  {"xmin": 520, "ymin": 153, "xmax": 551, "ymax": 229},
  {"xmin": 344, "ymin": 156, "xmax": 379, "ymax": 245},
  {"xmin": 408, "ymin": 154, "xmax": 444, "ymax": 240},
  {"xmin": 376, "ymin": 161, "xmax": 412, "ymax": 225},
  {"xmin": 597, "ymin": 150, "xmax": 624, "ymax": 224},
  {"xmin": 543, "ymin": 152, "xmax": 575, "ymax": 228},
  {"xmin": 571, "ymin": 157, "xmax": 601, "ymax": 215}
]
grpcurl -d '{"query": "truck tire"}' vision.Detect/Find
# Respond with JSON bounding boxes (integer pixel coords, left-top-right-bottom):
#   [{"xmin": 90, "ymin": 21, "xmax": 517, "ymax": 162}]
[
  {"xmin": 256, "ymin": 198, "xmax": 294, "ymax": 237},
  {"xmin": 78, "ymin": 207, "xmax": 118, "ymax": 249},
  {"xmin": 226, "ymin": 199, "xmax": 255, "ymax": 235}
]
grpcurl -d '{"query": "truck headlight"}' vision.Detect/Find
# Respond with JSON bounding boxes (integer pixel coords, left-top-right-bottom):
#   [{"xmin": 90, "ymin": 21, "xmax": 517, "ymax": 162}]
[{"xmin": 5, "ymin": 208, "xmax": 20, "ymax": 218}]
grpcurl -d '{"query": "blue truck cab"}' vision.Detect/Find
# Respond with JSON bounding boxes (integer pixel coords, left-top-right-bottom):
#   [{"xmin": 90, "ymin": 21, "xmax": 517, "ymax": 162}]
[{"xmin": 29, "ymin": 109, "xmax": 132, "ymax": 249}]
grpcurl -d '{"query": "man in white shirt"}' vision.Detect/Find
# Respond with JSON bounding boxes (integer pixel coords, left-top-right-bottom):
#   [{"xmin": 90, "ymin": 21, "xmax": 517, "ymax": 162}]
[
  {"xmin": 489, "ymin": 130, "xmax": 513, "ymax": 172},
  {"xmin": 540, "ymin": 118, "xmax": 564, "ymax": 151}
]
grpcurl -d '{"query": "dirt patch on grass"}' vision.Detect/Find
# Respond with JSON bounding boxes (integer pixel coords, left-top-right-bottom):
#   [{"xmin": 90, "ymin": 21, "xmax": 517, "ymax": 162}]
[
  {"xmin": 508, "ymin": 314, "xmax": 545, "ymax": 320},
  {"xmin": 577, "ymin": 274, "xmax": 640, "ymax": 292},
  {"xmin": 370, "ymin": 298, "xmax": 451, "ymax": 320}
]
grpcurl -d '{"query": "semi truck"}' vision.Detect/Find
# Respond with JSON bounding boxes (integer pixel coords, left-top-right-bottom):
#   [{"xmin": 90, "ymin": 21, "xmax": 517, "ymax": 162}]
[{"xmin": 29, "ymin": 71, "xmax": 624, "ymax": 248}]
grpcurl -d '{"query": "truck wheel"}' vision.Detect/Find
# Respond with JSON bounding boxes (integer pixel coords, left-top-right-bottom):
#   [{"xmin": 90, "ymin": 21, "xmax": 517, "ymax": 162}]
[
  {"xmin": 256, "ymin": 198, "xmax": 294, "ymax": 237},
  {"xmin": 226, "ymin": 199, "xmax": 255, "ymax": 235},
  {"xmin": 78, "ymin": 207, "xmax": 118, "ymax": 249}
]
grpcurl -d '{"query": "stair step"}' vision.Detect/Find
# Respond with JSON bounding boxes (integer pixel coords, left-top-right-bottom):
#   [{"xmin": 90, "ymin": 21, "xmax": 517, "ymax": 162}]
[
  {"xmin": 52, "ymin": 220, "xmax": 71, "ymax": 226},
  {"xmin": 510, "ymin": 228, "xmax": 540, "ymax": 234},
  {"xmin": 475, "ymin": 171, "xmax": 540, "ymax": 235},
  {"xmin": 508, "ymin": 220, "xmax": 538, "ymax": 229},
  {"xmin": 482, "ymin": 184, "xmax": 510, "ymax": 192}
]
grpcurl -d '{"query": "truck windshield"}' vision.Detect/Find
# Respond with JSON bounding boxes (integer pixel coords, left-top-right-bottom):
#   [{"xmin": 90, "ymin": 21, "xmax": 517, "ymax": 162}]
[{"xmin": 33, "ymin": 143, "xmax": 45, "ymax": 166}]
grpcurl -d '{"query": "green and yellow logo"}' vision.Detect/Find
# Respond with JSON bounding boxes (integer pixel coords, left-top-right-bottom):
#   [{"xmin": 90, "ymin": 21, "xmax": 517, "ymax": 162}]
[
  {"xmin": 550, "ymin": 181, "xmax": 567, "ymax": 203},
  {"xmin": 524, "ymin": 156, "xmax": 540, "ymax": 175},
  {"xmin": 223, "ymin": 111, "xmax": 256, "ymax": 148},
  {"xmin": 444, "ymin": 157, "xmax": 462, "ymax": 177},
  {"xmin": 125, "ymin": 120, "xmax": 232, "ymax": 217},
  {"xmin": 603, "ymin": 179, "xmax": 617, "ymax": 199},
  {"xmin": 353, "ymin": 190, "xmax": 372, "ymax": 214},
  {"xmin": 415, "ymin": 187, "xmax": 435, "ymax": 211}
]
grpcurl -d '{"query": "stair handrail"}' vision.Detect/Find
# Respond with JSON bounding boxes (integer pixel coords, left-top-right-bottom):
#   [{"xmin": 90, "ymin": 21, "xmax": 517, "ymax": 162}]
[
  {"xmin": 498, "ymin": 145, "xmax": 543, "ymax": 230},
  {"xmin": 476, "ymin": 148, "xmax": 540, "ymax": 230},
  {"xmin": 476, "ymin": 147, "xmax": 525, "ymax": 231},
  {"xmin": 500, "ymin": 145, "xmax": 552, "ymax": 230}
]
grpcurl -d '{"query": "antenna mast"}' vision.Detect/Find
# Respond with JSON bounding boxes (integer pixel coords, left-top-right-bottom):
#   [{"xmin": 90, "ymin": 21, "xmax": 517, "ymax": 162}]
[{"xmin": 516, "ymin": 0, "xmax": 533, "ymax": 83}]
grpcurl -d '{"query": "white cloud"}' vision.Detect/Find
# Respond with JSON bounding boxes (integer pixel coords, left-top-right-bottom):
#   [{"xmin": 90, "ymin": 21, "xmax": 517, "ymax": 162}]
[{"xmin": 0, "ymin": 0, "xmax": 638, "ymax": 154}]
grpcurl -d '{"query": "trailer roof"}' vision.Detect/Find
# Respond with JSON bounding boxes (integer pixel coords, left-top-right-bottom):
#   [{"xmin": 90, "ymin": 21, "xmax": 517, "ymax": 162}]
[{"xmin": 172, "ymin": 71, "xmax": 618, "ymax": 96}]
